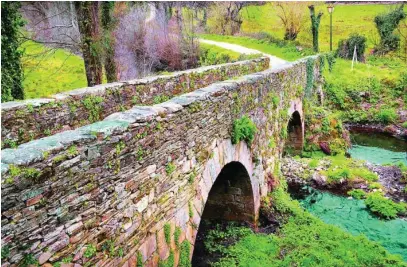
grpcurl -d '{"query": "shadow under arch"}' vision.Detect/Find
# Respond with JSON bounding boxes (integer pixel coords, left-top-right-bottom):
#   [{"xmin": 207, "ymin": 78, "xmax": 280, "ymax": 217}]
[
  {"xmin": 192, "ymin": 161, "xmax": 255, "ymax": 266},
  {"xmin": 284, "ymin": 110, "xmax": 303, "ymax": 156}
]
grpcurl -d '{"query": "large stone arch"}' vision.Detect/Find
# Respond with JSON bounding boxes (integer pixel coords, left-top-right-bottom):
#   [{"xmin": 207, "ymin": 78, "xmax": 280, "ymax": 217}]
[
  {"xmin": 189, "ymin": 139, "xmax": 262, "ymax": 266},
  {"xmin": 285, "ymin": 99, "xmax": 305, "ymax": 155}
]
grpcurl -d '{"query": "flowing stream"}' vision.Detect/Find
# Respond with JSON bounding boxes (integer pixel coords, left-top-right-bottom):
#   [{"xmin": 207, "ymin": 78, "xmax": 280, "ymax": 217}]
[{"xmin": 294, "ymin": 132, "xmax": 407, "ymax": 261}]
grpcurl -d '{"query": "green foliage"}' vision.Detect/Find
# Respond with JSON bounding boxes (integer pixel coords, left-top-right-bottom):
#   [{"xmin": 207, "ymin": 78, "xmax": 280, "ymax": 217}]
[
  {"xmin": 308, "ymin": 159, "xmax": 319, "ymax": 168},
  {"xmin": 159, "ymin": 251, "xmax": 174, "ymax": 267},
  {"xmin": 20, "ymin": 254, "xmax": 38, "ymax": 267},
  {"xmin": 309, "ymin": 5, "xmax": 323, "ymax": 52},
  {"xmin": 165, "ymin": 163, "xmax": 176, "ymax": 175},
  {"xmin": 174, "ymin": 227, "xmax": 181, "ymax": 248},
  {"xmin": 337, "ymin": 33, "xmax": 367, "ymax": 61},
  {"xmin": 305, "ymin": 57, "xmax": 315, "ymax": 98},
  {"xmin": 179, "ymin": 241, "xmax": 192, "ymax": 267},
  {"xmin": 204, "ymin": 223, "xmax": 252, "ymax": 255},
  {"xmin": 232, "ymin": 116, "xmax": 257, "ymax": 145},
  {"xmin": 402, "ymin": 121, "xmax": 407, "ymax": 128},
  {"xmin": 376, "ymin": 107, "xmax": 398, "ymax": 124},
  {"xmin": 368, "ymin": 182, "xmax": 382, "ymax": 189},
  {"xmin": 325, "ymin": 52, "xmax": 336, "ymax": 72},
  {"xmin": 82, "ymin": 96, "xmax": 104, "ymax": 122},
  {"xmin": 347, "ymin": 189, "xmax": 367, "ymax": 199},
  {"xmin": 84, "ymin": 244, "xmax": 97, "ymax": 258},
  {"xmin": 153, "ymin": 95, "xmax": 170, "ymax": 104},
  {"xmin": 214, "ymin": 185, "xmax": 405, "ymax": 266},
  {"xmin": 365, "ymin": 191, "xmax": 407, "ymax": 219},
  {"xmin": 1, "ymin": 2, "xmax": 25, "ymax": 102},
  {"xmin": 164, "ymin": 223, "xmax": 171, "ymax": 245},
  {"xmin": 137, "ymin": 252, "xmax": 143, "ymax": 267},
  {"xmin": 374, "ymin": 5, "xmax": 406, "ymax": 54},
  {"xmin": 327, "ymin": 167, "xmax": 351, "ymax": 182},
  {"xmin": 68, "ymin": 145, "xmax": 79, "ymax": 157},
  {"xmin": 1, "ymin": 245, "xmax": 10, "ymax": 259}
]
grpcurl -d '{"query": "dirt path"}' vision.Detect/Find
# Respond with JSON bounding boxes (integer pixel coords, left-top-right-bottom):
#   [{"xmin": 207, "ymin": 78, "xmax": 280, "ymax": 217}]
[{"xmin": 199, "ymin": 39, "xmax": 289, "ymax": 70}]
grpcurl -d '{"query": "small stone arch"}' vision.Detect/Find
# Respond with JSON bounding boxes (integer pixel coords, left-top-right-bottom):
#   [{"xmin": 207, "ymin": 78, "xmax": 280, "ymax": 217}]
[{"xmin": 285, "ymin": 99, "xmax": 304, "ymax": 156}]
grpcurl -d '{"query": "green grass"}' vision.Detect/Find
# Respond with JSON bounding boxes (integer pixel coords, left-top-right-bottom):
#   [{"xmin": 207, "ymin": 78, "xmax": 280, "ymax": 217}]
[
  {"xmin": 199, "ymin": 42, "xmax": 242, "ymax": 65},
  {"xmin": 200, "ymin": 34, "xmax": 307, "ymax": 61},
  {"xmin": 365, "ymin": 191, "xmax": 407, "ymax": 219},
  {"xmin": 211, "ymin": 185, "xmax": 406, "ymax": 267},
  {"xmin": 240, "ymin": 3, "xmax": 407, "ymax": 52},
  {"xmin": 21, "ymin": 41, "xmax": 87, "ymax": 99}
]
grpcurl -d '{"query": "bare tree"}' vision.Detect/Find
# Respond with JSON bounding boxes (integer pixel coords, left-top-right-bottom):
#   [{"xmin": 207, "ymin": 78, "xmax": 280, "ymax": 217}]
[
  {"xmin": 208, "ymin": 2, "xmax": 246, "ymax": 35},
  {"xmin": 274, "ymin": 2, "xmax": 308, "ymax": 41}
]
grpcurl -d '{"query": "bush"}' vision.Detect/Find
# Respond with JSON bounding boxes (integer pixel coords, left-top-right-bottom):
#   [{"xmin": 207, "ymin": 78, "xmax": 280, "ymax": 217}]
[
  {"xmin": 336, "ymin": 33, "xmax": 367, "ymax": 61},
  {"xmin": 365, "ymin": 192, "xmax": 406, "ymax": 219},
  {"xmin": 374, "ymin": 5, "xmax": 406, "ymax": 54},
  {"xmin": 376, "ymin": 108, "xmax": 398, "ymax": 124},
  {"xmin": 348, "ymin": 189, "xmax": 367, "ymax": 199},
  {"xmin": 402, "ymin": 121, "xmax": 407, "ymax": 129},
  {"xmin": 232, "ymin": 116, "xmax": 257, "ymax": 145},
  {"xmin": 327, "ymin": 167, "xmax": 350, "ymax": 182}
]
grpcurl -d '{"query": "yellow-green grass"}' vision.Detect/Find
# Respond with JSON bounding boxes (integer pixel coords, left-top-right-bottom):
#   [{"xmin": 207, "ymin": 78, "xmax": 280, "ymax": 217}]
[
  {"xmin": 200, "ymin": 34, "xmax": 306, "ymax": 61},
  {"xmin": 21, "ymin": 41, "xmax": 87, "ymax": 99},
  {"xmin": 240, "ymin": 3, "xmax": 407, "ymax": 52},
  {"xmin": 200, "ymin": 42, "xmax": 242, "ymax": 61},
  {"xmin": 325, "ymin": 56, "xmax": 406, "ymax": 85}
]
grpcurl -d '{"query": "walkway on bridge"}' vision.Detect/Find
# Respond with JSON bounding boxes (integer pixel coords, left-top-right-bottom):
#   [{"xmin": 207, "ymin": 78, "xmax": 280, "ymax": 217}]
[{"xmin": 199, "ymin": 39, "xmax": 289, "ymax": 70}]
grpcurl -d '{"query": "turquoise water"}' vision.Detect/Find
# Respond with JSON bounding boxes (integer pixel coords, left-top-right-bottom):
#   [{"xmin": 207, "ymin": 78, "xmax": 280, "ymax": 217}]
[
  {"xmin": 300, "ymin": 190, "xmax": 407, "ymax": 261},
  {"xmin": 348, "ymin": 132, "xmax": 407, "ymax": 165}
]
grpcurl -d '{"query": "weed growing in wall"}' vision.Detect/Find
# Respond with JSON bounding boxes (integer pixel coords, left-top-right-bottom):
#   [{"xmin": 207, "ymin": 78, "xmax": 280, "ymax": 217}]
[{"xmin": 232, "ymin": 116, "xmax": 257, "ymax": 145}]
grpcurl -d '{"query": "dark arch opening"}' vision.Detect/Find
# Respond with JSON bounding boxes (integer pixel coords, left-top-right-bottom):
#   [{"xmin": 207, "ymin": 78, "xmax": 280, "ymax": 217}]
[
  {"xmin": 284, "ymin": 111, "xmax": 303, "ymax": 156},
  {"xmin": 192, "ymin": 161, "xmax": 255, "ymax": 266}
]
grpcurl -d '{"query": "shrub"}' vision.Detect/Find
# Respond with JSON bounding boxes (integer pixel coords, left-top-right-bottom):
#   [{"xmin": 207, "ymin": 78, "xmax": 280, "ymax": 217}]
[
  {"xmin": 402, "ymin": 121, "xmax": 407, "ymax": 129},
  {"xmin": 374, "ymin": 5, "xmax": 406, "ymax": 54},
  {"xmin": 365, "ymin": 192, "xmax": 406, "ymax": 219},
  {"xmin": 347, "ymin": 189, "xmax": 366, "ymax": 199},
  {"xmin": 327, "ymin": 167, "xmax": 350, "ymax": 182},
  {"xmin": 376, "ymin": 108, "xmax": 398, "ymax": 124},
  {"xmin": 232, "ymin": 116, "xmax": 257, "ymax": 145},
  {"xmin": 336, "ymin": 33, "xmax": 367, "ymax": 61}
]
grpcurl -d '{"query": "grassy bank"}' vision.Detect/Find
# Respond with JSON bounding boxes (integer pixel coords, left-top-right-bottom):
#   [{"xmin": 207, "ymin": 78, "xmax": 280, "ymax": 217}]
[{"xmin": 208, "ymin": 184, "xmax": 406, "ymax": 266}]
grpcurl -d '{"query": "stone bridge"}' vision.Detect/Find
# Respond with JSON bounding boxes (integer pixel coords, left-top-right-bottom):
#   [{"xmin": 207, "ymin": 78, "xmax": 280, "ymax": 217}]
[{"xmin": 1, "ymin": 56, "xmax": 321, "ymax": 266}]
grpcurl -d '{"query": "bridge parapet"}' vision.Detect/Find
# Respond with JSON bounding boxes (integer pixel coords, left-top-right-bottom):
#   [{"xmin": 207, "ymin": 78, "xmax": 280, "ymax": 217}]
[
  {"xmin": 1, "ymin": 56, "xmax": 320, "ymax": 266},
  {"xmin": 1, "ymin": 57, "xmax": 269, "ymax": 148}
]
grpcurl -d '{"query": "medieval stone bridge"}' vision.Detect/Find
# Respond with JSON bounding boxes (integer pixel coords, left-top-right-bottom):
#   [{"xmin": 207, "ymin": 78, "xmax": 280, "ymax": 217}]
[{"xmin": 1, "ymin": 56, "xmax": 320, "ymax": 266}]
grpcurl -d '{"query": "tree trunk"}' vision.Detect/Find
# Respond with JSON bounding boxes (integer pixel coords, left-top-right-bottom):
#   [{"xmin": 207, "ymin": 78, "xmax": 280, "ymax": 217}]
[
  {"xmin": 75, "ymin": 2, "xmax": 102, "ymax": 87},
  {"xmin": 309, "ymin": 5, "xmax": 323, "ymax": 53},
  {"xmin": 101, "ymin": 1, "xmax": 117, "ymax": 83}
]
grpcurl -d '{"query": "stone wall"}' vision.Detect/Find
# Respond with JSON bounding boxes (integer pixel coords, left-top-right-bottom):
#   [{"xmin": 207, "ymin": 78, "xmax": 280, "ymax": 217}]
[
  {"xmin": 1, "ymin": 56, "xmax": 320, "ymax": 267},
  {"xmin": 1, "ymin": 58, "xmax": 269, "ymax": 148}
]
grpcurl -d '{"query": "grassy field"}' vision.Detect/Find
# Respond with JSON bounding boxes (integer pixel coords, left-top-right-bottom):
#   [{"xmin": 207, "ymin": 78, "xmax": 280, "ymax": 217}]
[
  {"xmin": 21, "ymin": 41, "xmax": 87, "ymax": 99},
  {"xmin": 240, "ymin": 3, "xmax": 407, "ymax": 52}
]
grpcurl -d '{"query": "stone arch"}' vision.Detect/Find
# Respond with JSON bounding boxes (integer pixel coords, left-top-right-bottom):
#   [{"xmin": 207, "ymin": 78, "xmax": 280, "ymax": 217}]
[
  {"xmin": 190, "ymin": 139, "xmax": 263, "ymax": 266},
  {"xmin": 201, "ymin": 161, "xmax": 255, "ymax": 223},
  {"xmin": 285, "ymin": 99, "xmax": 304, "ymax": 156}
]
